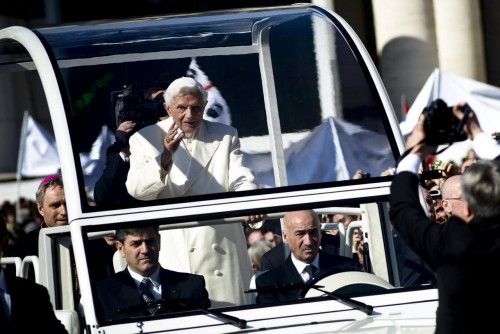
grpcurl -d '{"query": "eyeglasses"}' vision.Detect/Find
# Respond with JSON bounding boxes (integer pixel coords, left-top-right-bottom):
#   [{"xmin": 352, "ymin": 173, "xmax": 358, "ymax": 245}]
[
  {"xmin": 444, "ymin": 197, "xmax": 462, "ymax": 201},
  {"xmin": 429, "ymin": 189, "xmax": 441, "ymax": 198}
]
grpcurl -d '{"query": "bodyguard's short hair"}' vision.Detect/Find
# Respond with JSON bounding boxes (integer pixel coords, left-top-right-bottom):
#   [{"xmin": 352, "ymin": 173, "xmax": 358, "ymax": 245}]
[
  {"xmin": 163, "ymin": 77, "xmax": 207, "ymax": 107},
  {"xmin": 115, "ymin": 226, "xmax": 160, "ymax": 244},
  {"xmin": 462, "ymin": 160, "xmax": 500, "ymax": 218}
]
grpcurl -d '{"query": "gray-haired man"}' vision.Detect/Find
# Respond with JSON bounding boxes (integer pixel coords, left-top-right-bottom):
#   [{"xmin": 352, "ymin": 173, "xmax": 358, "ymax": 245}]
[{"xmin": 389, "ymin": 102, "xmax": 500, "ymax": 333}]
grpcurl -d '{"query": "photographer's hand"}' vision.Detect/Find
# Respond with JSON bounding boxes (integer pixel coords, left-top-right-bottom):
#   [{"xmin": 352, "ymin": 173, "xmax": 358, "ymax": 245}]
[
  {"xmin": 407, "ymin": 115, "xmax": 437, "ymax": 160},
  {"xmin": 161, "ymin": 121, "xmax": 184, "ymax": 170},
  {"xmin": 116, "ymin": 120, "xmax": 136, "ymax": 144},
  {"xmin": 452, "ymin": 102, "xmax": 482, "ymax": 140}
]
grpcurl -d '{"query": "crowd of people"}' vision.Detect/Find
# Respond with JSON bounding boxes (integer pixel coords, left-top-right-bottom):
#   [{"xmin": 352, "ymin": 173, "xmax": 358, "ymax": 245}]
[
  {"xmin": 1, "ymin": 176, "xmax": 69, "ymax": 332},
  {"xmin": 0, "ymin": 175, "xmax": 67, "ymax": 263},
  {"xmin": 2, "ymin": 73, "xmax": 500, "ymax": 333}
]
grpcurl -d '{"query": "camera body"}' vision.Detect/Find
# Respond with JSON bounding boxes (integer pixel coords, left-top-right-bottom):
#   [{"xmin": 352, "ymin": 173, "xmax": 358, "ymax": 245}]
[
  {"xmin": 422, "ymin": 98, "xmax": 470, "ymax": 145},
  {"xmin": 112, "ymin": 84, "xmax": 163, "ymax": 132}
]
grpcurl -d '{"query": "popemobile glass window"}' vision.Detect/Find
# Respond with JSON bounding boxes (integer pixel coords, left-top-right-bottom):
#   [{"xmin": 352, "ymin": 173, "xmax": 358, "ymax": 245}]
[{"xmin": 29, "ymin": 7, "xmax": 398, "ymax": 211}]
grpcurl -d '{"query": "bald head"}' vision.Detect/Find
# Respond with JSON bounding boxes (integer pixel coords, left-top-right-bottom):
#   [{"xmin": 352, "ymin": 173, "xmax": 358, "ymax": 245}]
[
  {"xmin": 283, "ymin": 210, "xmax": 321, "ymax": 263},
  {"xmin": 441, "ymin": 175, "xmax": 462, "ymax": 200},
  {"xmin": 441, "ymin": 175, "xmax": 472, "ymax": 222}
]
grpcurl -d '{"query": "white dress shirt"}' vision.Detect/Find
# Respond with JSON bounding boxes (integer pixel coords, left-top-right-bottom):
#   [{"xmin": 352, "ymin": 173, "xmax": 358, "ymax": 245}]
[
  {"xmin": 290, "ymin": 254, "xmax": 320, "ymax": 283},
  {"xmin": 127, "ymin": 266, "xmax": 162, "ymax": 300},
  {"xmin": 396, "ymin": 132, "xmax": 500, "ymax": 175}
]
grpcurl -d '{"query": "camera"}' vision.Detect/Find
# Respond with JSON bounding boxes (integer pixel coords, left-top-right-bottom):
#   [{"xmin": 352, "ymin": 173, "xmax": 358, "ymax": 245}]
[
  {"xmin": 422, "ymin": 98, "xmax": 471, "ymax": 145},
  {"xmin": 112, "ymin": 84, "xmax": 163, "ymax": 132}
]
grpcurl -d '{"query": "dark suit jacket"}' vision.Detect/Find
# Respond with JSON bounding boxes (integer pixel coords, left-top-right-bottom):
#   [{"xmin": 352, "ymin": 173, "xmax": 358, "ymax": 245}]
[
  {"xmin": 260, "ymin": 235, "xmax": 340, "ymax": 272},
  {"xmin": 260, "ymin": 242, "xmax": 289, "ymax": 271},
  {"xmin": 389, "ymin": 171, "xmax": 500, "ymax": 334},
  {"xmin": 1, "ymin": 273, "xmax": 67, "ymax": 334},
  {"xmin": 94, "ymin": 141, "xmax": 142, "ymax": 208},
  {"xmin": 96, "ymin": 267, "xmax": 210, "ymax": 322},
  {"xmin": 255, "ymin": 251, "xmax": 361, "ymax": 304}
]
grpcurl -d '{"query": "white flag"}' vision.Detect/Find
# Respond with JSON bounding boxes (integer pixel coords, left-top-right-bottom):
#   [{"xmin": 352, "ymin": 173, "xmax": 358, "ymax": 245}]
[
  {"xmin": 19, "ymin": 113, "xmax": 60, "ymax": 177},
  {"xmin": 187, "ymin": 58, "xmax": 232, "ymax": 125},
  {"xmin": 80, "ymin": 125, "xmax": 114, "ymax": 191}
]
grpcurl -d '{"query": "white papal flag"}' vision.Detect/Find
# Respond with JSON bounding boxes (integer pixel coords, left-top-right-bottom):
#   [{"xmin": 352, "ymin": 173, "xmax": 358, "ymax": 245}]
[
  {"xmin": 18, "ymin": 111, "xmax": 60, "ymax": 177},
  {"xmin": 187, "ymin": 58, "xmax": 232, "ymax": 125},
  {"xmin": 80, "ymin": 125, "xmax": 115, "ymax": 192}
]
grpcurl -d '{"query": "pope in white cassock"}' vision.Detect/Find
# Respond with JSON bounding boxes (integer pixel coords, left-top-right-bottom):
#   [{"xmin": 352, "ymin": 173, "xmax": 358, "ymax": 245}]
[{"xmin": 126, "ymin": 76, "xmax": 257, "ymax": 307}]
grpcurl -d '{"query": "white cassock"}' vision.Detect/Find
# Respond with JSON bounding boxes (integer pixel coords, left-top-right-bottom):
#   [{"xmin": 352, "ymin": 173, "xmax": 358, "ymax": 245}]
[{"xmin": 126, "ymin": 118, "xmax": 256, "ymax": 307}]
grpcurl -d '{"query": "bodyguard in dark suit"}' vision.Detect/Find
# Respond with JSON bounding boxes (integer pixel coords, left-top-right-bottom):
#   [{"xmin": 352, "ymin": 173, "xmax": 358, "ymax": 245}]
[
  {"xmin": 96, "ymin": 226, "xmax": 210, "ymax": 322},
  {"xmin": 94, "ymin": 122, "xmax": 142, "ymax": 208},
  {"xmin": 0, "ymin": 217, "xmax": 67, "ymax": 333},
  {"xmin": 259, "ymin": 242, "xmax": 288, "ymax": 271},
  {"xmin": 256, "ymin": 210, "xmax": 361, "ymax": 304},
  {"xmin": 0, "ymin": 272, "xmax": 68, "ymax": 334},
  {"xmin": 389, "ymin": 103, "xmax": 500, "ymax": 334}
]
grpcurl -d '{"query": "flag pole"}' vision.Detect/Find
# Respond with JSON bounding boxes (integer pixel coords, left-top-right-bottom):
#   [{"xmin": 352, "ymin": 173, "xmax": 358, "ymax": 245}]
[{"xmin": 15, "ymin": 110, "xmax": 30, "ymax": 222}]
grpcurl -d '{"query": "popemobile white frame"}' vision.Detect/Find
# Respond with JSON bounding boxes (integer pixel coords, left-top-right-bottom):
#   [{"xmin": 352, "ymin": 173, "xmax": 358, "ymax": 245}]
[{"xmin": 0, "ymin": 4, "xmax": 438, "ymax": 333}]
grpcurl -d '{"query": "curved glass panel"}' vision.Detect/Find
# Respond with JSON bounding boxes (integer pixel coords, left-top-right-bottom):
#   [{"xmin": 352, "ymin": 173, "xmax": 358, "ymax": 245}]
[
  {"xmin": 33, "ymin": 5, "xmax": 397, "ymax": 211},
  {"xmin": 82, "ymin": 198, "xmax": 432, "ymax": 327}
]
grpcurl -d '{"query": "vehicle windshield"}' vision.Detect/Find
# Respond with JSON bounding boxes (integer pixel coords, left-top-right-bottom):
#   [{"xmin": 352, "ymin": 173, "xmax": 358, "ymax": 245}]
[
  {"xmin": 30, "ymin": 5, "xmax": 398, "ymax": 211},
  {"xmin": 77, "ymin": 199, "xmax": 433, "ymax": 327}
]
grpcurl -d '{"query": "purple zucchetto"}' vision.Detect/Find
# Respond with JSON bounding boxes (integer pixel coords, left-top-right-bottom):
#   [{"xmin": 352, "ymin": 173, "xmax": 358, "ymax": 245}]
[{"xmin": 39, "ymin": 174, "xmax": 62, "ymax": 188}]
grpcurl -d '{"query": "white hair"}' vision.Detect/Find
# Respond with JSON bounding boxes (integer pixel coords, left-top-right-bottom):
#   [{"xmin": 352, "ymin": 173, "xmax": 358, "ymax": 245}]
[
  {"xmin": 163, "ymin": 76, "xmax": 207, "ymax": 106},
  {"xmin": 462, "ymin": 160, "xmax": 500, "ymax": 218}
]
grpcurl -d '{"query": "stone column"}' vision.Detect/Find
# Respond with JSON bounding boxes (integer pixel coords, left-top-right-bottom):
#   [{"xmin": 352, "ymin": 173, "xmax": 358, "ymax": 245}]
[
  {"xmin": 372, "ymin": 0, "xmax": 439, "ymax": 119},
  {"xmin": 433, "ymin": 0, "xmax": 486, "ymax": 81},
  {"xmin": 311, "ymin": 0, "xmax": 342, "ymax": 119},
  {"xmin": 482, "ymin": 1, "xmax": 500, "ymax": 87}
]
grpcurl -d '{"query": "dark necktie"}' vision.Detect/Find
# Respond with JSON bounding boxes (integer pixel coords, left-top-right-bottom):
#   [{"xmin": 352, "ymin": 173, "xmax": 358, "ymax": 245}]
[
  {"xmin": 140, "ymin": 278, "xmax": 157, "ymax": 315},
  {"xmin": 304, "ymin": 264, "xmax": 318, "ymax": 281}
]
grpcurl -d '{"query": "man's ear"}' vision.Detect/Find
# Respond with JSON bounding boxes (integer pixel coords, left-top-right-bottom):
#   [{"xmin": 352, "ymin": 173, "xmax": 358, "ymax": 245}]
[
  {"xmin": 37, "ymin": 204, "xmax": 45, "ymax": 218},
  {"xmin": 282, "ymin": 231, "xmax": 288, "ymax": 244},
  {"xmin": 164, "ymin": 102, "xmax": 171, "ymax": 117},
  {"xmin": 116, "ymin": 241, "xmax": 125, "ymax": 257},
  {"xmin": 441, "ymin": 199, "xmax": 451, "ymax": 215},
  {"xmin": 464, "ymin": 203, "xmax": 474, "ymax": 223}
]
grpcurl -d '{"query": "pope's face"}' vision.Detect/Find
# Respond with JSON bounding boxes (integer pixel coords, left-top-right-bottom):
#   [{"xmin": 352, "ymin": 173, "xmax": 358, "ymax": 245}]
[{"xmin": 166, "ymin": 92, "xmax": 206, "ymax": 135}]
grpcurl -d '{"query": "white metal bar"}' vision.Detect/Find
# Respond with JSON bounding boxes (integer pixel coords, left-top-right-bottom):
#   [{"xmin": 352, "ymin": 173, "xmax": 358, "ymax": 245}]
[
  {"xmin": 21, "ymin": 255, "xmax": 40, "ymax": 283},
  {"xmin": 0, "ymin": 257, "xmax": 23, "ymax": 277},
  {"xmin": 258, "ymin": 26, "xmax": 288, "ymax": 187}
]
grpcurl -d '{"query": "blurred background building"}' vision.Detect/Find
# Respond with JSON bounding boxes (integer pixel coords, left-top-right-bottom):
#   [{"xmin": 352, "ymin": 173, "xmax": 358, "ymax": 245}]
[{"xmin": 1, "ymin": 0, "xmax": 499, "ymax": 181}]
